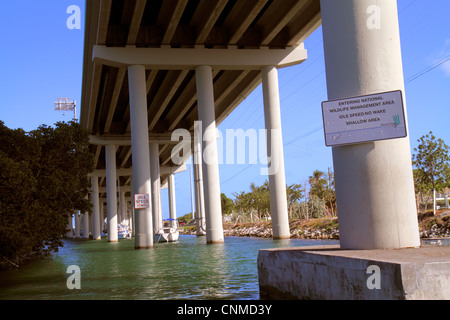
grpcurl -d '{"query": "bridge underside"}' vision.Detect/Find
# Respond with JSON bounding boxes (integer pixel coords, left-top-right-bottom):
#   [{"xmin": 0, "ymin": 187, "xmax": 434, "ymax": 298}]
[
  {"xmin": 77, "ymin": 0, "xmax": 432, "ymax": 299},
  {"xmin": 80, "ymin": 0, "xmax": 321, "ymax": 191}
]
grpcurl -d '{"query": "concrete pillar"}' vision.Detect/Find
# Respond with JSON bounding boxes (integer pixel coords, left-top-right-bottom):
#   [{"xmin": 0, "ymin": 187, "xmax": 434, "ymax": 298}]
[
  {"xmin": 261, "ymin": 66, "xmax": 290, "ymax": 239},
  {"xmin": 117, "ymin": 187, "xmax": 122, "ymax": 224},
  {"xmin": 89, "ymin": 212, "xmax": 93, "ymax": 236},
  {"xmin": 105, "ymin": 144, "xmax": 118, "ymax": 242},
  {"xmin": 320, "ymin": 0, "xmax": 420, "ymax": 249},
  {"xmin": 189, "ymin": 160, "xmax": 196, "ymax": 221},
  {"xmin": 91, "ymin": 176, "xmax": 101, "ymax": 240},
  {"xmin": 150, "ymin": 143, "xmax": 162, "ymax": 234},
  {"xmin": 82, "ymin": 211, "xmax": 89, "ymax": 239},
  {"xmin": 100, "ymin": 201, "xmax": 105, "ymax": 233},
  {"xmin": 74, "ymin": 211, "xmax": 80, "ymax": 238},
  {"xmin": 130, "ymin": 176, "xmax": 135, "ymax": 237},
  {"xmin": 195, "ymin": 65, "xmax": 224, "ymax": 244},
  {"xmin": 120, "ymin": 191, "xmax": 127, "ymax": 225},
  {"xmin": 194, "ymin": 124, "xmax": 206, "ymax": 236},
  {"xmin": 168, "ymin": 173, "xmax": 177, "ymax": 227},
  {"xmin": 66, "ymin": 215, "xmax": 73, "ymax": 238},
  {"xmin": 128, "ymin": 64, "xmax": 153, "ymax": 249},
  {"xmin": 127, "ymin": 203, "xmax": 131, "ymax": 226}
]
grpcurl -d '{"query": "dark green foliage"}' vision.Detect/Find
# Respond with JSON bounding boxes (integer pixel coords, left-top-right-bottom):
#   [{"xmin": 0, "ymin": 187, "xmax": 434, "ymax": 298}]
[
  {"xmin": 412, "ymin": 131, "xmax": 450, "ymax": 214},
  {"xmin": 412, "ymin": 131, "xmax": 450, "ymax": 191},
  {"xmin": 221, "ymin": 193, "xmax": 234, "ymax": 216},
  {"xmin": 0, "ymin": 121, "xmax": 94, "ymax": 270}
]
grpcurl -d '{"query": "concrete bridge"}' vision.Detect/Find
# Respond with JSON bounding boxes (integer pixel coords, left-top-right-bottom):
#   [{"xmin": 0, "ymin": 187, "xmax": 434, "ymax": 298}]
[
  {"xmin": 73, "ymin": 0, "xmax": 450, "ymax": 299},
  {"xmin": 78, "ymin": 0, "xmax": 319, "ymax": 247},
  {"xmin": 76, "ymin": 0, "xmax": 422, "ymax": 250}
]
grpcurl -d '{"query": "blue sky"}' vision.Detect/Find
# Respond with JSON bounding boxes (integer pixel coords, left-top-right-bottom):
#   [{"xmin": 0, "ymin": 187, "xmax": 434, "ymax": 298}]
[{"xmin": 1, "ymin": 1, "xmax": 449, "ymax": 219}]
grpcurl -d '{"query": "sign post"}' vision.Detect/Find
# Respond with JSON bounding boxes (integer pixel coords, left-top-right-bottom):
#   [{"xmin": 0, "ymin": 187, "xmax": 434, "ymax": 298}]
[
  {"xmin": 55, "ymin": 97, "xmax": 77, "ymax": 121},
  {"xmin": 321, "ymin": 90, "xmax": 407, "ymax": 147}
]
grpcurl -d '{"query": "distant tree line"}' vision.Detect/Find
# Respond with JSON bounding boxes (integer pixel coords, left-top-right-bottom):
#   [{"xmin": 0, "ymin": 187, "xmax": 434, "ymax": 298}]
[
  {"xmin": 0, "ymin": 121, "xmax": 94, "ymax": 270},
  {"xmin": 219, "ymin": 131, "xmax": 450, "ymax": 222},
  {"xmin": 220, "ymin": 167, "xmax": 337, "ymax": 223}
]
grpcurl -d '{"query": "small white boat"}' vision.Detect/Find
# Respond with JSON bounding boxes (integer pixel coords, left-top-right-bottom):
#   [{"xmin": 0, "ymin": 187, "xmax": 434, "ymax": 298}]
[
  {"xmin": 154, "ymin": 219, "xmax": 179, "ymax": 243},
  {"xmin": 118, "ymin": 224, "xmax": 132, "ymax": 239}
]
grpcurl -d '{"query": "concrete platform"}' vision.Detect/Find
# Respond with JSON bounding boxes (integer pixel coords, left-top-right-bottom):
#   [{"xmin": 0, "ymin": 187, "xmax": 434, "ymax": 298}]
[{"xmin": 257, "ymin": 245, "xmax": 450, "ymax": 300}]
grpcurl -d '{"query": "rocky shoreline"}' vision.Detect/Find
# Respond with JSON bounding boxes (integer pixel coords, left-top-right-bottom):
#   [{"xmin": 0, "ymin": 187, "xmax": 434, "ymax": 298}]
[
  {"xmin": 222, "ymin": 220, "xmax": 340, "ymax": 240},
  {"xmin": 417, "ymin": 210, "xmax": 450, "ymax": 239},
  {"xmin": 181, "ymin": 211, "xmax": 450, "ymax": 240},
  {"xmin": 181, "ymin": 218, "xmax": 341, "ymax": 240}
]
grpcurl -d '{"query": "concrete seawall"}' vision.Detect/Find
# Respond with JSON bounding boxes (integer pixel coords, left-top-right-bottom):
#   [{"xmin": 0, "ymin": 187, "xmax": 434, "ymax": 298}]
[{"xmin": 258, "ymin": 245, "xmax": 450, "ymax": 300}]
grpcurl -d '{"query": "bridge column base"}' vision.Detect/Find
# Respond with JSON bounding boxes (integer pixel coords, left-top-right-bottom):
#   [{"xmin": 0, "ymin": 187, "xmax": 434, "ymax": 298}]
[{"xmin": 258, "ymin": 245, "xmax": 450, "ymax": 300}]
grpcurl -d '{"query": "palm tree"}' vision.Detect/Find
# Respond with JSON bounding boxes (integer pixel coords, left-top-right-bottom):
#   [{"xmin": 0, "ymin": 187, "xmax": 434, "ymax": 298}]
[
  {"xmin": 286, "ymin": 183, "xmax": 303, "ymax": 219},
  {"xmin": 309, "ymin": 170, "xmax": 326, "ymax": 201},
  {"xmin": 308, "ymin": 169, "xmax": 337, "ymax": 217}
]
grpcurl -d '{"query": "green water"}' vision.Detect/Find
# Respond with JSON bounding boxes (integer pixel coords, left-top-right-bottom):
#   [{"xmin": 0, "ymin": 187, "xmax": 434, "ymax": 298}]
[{"xmin": 0, "ymin": 235, "xmax": 338, "ymax": 300}]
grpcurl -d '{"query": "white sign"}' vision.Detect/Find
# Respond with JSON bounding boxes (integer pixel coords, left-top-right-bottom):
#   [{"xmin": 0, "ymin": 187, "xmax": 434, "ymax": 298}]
[
  {"xmin": 321, "ymin": 90, "xmax": 407, "ymax": 147},
  {"xmin": 134, "ymin": 194, "xmax": 150, "ymax": 209}
]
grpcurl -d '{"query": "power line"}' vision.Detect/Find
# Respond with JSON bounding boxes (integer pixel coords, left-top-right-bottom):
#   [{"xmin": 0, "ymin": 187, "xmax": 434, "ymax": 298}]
[
  {"xmin": 220, "ymin": 124, "xmax": 324, "ymax": 186},
  {"xmin": 284, "ymin": 125, "xmax": 323, "ymax": 147},
  {"xmin": 406, "ymin": 54, "xmax": 450, "ymax": 83},
  {"xmin": 220, "ymin": 163, "xmax": 254, "ymax": 186},
  {"xmin": 399, "ymin": 0, "xmax": 418, "ymax": 14}
]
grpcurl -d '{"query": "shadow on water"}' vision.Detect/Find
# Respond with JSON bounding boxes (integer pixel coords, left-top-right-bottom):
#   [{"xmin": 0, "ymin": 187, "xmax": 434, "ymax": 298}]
[{"xmin": 0, "ymin": 235, "xmax": 338, "ymax": 300}]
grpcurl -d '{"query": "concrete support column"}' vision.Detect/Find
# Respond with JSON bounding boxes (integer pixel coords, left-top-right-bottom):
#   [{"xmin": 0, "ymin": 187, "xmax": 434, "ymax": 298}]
[
  {"xmin": 193, "ymin": 133, "xmax": 206, "ymax": 236},
  {"xmin": 89, "ymin": 213, "xmax": 93, "ymax": 236},
  {"xmin": 261, "ymin": 66, "xmax": 290, "ymax": 239},
  {"xmin": 100, "ymin": 201, "xmax": 105, "ymax": 233},
  {"xmin": 189, "ymin": 160, "xmax": 196, "ymax": 224},
  {"xmin": 128, "ymin": 64, "xmax": 153, "ymax": 249},
  {"xmin": 117, "ymin": 186, "xmax": 122, "ymax": 224},
  {"xmin": 150, "ymin": 143, "xmax": 162, "ymax": 234},
  {"xmin": 74, "ymin": 211, "xmax": 80, "ymax": 239},
  {"xmin": 193, "ymin": 162, "xmax": 206, "ymax": 236},
  {"xmin": 82, "ymin": 211, "xmax": 89, "ymax": 239},
  {"xmin": 91, "ymin": 176, "xmax": 101, "ymax": 240},
  {"xmin": 127, "ymin": 204, "xmax": 131, "ymax": 226},
  {"xmin": 66, "ymin": 215, "xmax": 73, "ymax": 238},
  {"xmin": 168, "ymin": 173, "xmax": 177, "ymax": 227},
  {"xmin": 130, "ymin": 176, "xmax": 135, "ymax": 237},
  {"xmin": 120, "ymin": 191, "xmax": 127, "ymax": 225},
  {"xmin": 320, "ymin": 0, "xmax": 420, "ymax": 249},
  {"xmin": 105, "ymin": 144, "xmax": 118, "ymax": 242},
  {"xmin": 195, "ymin": 65, "xmax": 224, "ymax": 244}
]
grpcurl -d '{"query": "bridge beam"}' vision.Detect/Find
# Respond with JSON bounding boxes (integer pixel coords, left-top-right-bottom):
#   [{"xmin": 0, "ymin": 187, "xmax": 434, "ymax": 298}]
[
  {"xmin": 89, "ymin": 133, "xmax": 190, "ymax": 146},
  {"xmin": 93, "ymin": 45, "xmax": 307, "ymax": 70},
  {"xmin": 88, "ymin": 164, "xmax": 186, "ymax": 178}
]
